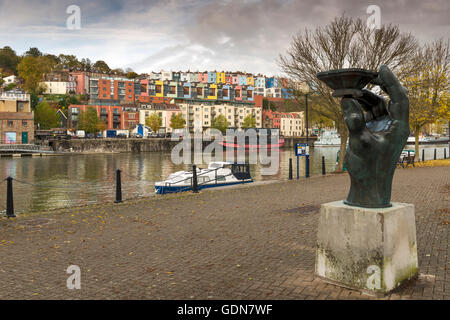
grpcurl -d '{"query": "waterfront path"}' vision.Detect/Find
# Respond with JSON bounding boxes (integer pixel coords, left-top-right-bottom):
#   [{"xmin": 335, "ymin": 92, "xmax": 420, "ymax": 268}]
[{"xmin": 0, "ymin": 165, "xmax": 449, "ymax": 300}]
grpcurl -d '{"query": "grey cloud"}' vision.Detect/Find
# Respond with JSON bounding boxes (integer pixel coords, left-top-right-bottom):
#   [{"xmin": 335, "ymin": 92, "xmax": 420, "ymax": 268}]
[{"xmin": 0, "ymin": 0, "xmax": 448, "ymax": 75}]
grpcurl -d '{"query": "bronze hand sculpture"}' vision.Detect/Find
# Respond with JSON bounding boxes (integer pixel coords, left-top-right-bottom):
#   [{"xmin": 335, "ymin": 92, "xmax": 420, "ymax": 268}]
[{"xmin": 318, "ymin": 65, "xmax": 410, "ymax": 208}]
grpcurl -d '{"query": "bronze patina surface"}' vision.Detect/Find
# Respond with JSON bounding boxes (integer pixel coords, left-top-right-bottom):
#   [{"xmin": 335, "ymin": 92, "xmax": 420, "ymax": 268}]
[{"xmin": 317, "ymin": 65, "xmax": 410, "ymax": 208}]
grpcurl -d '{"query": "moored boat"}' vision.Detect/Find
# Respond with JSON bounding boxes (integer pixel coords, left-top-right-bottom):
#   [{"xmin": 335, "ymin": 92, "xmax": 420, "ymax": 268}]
[
  {"xmin": 315, "ymin": 130, "xmax": 343, "ymax": 146},
  {"xmin": 154, "ymin": 162, "xmax": 253, "ymax": 194}
]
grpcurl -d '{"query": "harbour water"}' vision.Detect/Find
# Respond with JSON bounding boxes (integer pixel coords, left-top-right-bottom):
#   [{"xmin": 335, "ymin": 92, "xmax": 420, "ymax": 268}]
[{"xmin": 0, "ymin": 144, "xmax": 447, "ymax": 213}]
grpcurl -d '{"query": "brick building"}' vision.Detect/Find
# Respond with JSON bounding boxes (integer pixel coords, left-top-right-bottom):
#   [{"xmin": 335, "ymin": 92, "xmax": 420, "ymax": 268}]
[
  {"xmin": 68, "ymin": 104, "xmax": 139, "ymax": 130},
  {"xmin": 0, "ymin": 90, "xmax": 34, "ymax": 144}
]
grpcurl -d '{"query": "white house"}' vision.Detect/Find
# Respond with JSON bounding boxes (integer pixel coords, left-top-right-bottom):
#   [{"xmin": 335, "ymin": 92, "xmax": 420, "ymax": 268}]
[{"xmin": 2, "ymin": 75, "xmax": 16, "ymax": 85}]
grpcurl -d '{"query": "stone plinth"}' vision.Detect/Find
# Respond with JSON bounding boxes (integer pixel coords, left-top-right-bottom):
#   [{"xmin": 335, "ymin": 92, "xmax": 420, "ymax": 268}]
[{"xmin": 315, "ymin": 201, "xmax": 418, "ymax": 294}]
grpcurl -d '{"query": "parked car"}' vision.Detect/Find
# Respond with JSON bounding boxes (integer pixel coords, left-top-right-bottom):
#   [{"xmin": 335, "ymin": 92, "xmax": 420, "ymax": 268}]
[
  {"xmin": 165, "ymin": 132, "xmax": 172, "ymax": 138},
  {"xmin": 150, "ymin": 132, "xmax": 158, "ymax": 138},
  {"xmin": 117, "ymin": 133, "xmax": 127, "ymax": 138},
  {"xmin": 157, "ymin": 133, "xmax": 166, "ymax": 138},
  {"xmin": 130, "ymin": 133, "xmax": 143, "ymax": 138},
  {"xmin": 86, "ymin": 133, "xmax": 95, "ymax": 139}
]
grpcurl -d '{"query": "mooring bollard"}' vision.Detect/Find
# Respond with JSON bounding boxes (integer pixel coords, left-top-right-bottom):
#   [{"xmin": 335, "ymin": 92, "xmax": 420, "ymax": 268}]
[
  {"xmin": 322, "ymin": 156, "xmax": 326, "ymax": 175},
  {"xmin": 6, "ymin": 177, "xmax": 15, "ymax": 218},
  {"xmin": 289, "ymin": 158, "xmax": 293, "ymax": 180},
  {"xmin": 306, "ymin": 155, "xmax": 310, "ymax": 178},
  {"xmin": 444, "ymin": 148, "xmax": 447, "ymax": 159},
  {"xmin": 434, "ymin": 148, "xmax": 437, "ymax": 160},
  {"xmin": 114, "ymin": 169, "xmax": 122, "ymax": 203},
  {"xmin": 192, "ymin": 165, "xmax": 199, "ymax": 193},
  {"xmin": 422, "ymin": 149, "xmax": 425, "ymax": 162}
]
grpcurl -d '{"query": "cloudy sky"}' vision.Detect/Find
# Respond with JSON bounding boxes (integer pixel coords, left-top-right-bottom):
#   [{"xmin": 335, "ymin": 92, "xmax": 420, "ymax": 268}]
[{"xmin": 0, "ymin": 0, "xmax": 448, "ymax": 76}]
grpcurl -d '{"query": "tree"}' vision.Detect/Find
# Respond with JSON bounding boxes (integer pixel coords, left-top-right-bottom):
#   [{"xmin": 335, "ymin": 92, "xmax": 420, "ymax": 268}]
[
  {"xmin": 126, "ymin": 71, "xmax": 139, "ymax": 79},
  {"xmin": 242, "ymin": 114, "xmax": 256, "ymax": 129},
  {"xmin": 211, "ymin": 114, "xmax": 228, "ymax": 134},
  {"xmin": 30, "ymin": 92, "xmax": 39, "ymax": 110},
  {"xmin": 403, "ymin": 39, "xmax": 450, "ymax": 160},
  {"xmin": 17, "ymin": 56, "xmax": 51, "ymax": 93},
  {"xmin": 78, "ymin": 107, "xmax": 101, "ymax": 133},
  {"xmin": 58, "ymin": 94, "xmax": 81, "ymax": 109},
  {"xmin": 278, "ymin": 15, "xmax": 418, "ymax": 171},
  {"xmin": 57, "ymin": 54, "xmax": 79, "ymax": 70},
  {"xmin": 93, "ymin": 60, "xmax": 111, "ymax": 74},
  {"xmin": 169, "ymin": 113, "xmax": 186, "ymax": 130},
  {"xmin": 34, "ymin": 102, "xmax": 60, "ymax": 129},
  {"xmin": 0, "ymin": 46, "xmax": 21, "ymax": 75},
  {"xmin": 97, "ymin": 121, "xmax": 108, "ymax": 133},
  {"xmin": 111, "ymin": 68, "xmax": 125, "ymax": 76},
  {"xmin": 25, "ymin": 47, "xmax": 42, "ymax": 57},
  {"xmin": 80, "ymin": 58, "xmax": 92, "ymax": 72},
  {"xmin": 5, "ymin": 83, "xmax": 16, "ymax": 91},
  {"xmin": 146, "ymin": 113, "xmax": 162, "ymax": 133}
]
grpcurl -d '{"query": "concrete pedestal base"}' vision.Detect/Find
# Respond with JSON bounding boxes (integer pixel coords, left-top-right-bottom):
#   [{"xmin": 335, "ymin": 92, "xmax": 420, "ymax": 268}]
[{"xmin": 315, "ymin": 201, "xmax": 418, "ymax": 294}]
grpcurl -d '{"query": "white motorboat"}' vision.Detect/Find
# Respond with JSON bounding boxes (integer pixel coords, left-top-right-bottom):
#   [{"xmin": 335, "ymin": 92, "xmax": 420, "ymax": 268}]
[{"xmin": 154, "ymin": 162, "xmax": 253, "ymax": 194}]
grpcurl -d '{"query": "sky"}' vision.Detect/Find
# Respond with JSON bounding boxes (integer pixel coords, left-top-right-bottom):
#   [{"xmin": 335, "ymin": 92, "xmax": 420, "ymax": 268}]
[{"xmin": 0, "ymin": 0, "xmax": 448, "ymax": 76}]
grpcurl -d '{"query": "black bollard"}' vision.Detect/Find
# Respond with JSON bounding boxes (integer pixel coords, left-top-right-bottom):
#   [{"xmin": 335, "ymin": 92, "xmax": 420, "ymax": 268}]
[
  {"xmin": 445, "ymin": 148, "xmax": 447, "ymax": 159},
  {"xmin": 114, "ymin": 169, "xmax": 122, "ymax": 203},
  {"xmin": 322, "ymin": 156, "xmax": 326, "ymax": 175},
  {"xmin": 192, "ymin": 165, "xmax": 199, "ymax": 193},
  {"xmin": 434, "ymin": 148, "xmax": 437, "ymax": 160},
  {"xmin": 422, "ymin": 149, "xmax": 425, "ymax": 162},
  {"xmin": 306, "ymin": 156, "xmax": 310, "ymax": 178},
  {"xmin": 289, "ymin": 158, "xmax": 293, "ymax": 180},
  {"xmin": 6, "ymin": 177, "xmax": 15, "ymax": 218}
]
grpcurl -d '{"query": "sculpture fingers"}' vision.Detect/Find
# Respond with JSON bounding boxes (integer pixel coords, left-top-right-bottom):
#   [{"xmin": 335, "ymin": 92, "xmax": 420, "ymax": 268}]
[
  {"xmin": 378, "ymin": 65, "xmax": 409, "ymax": 122},
  {"xmin": 341, "ymin": 98, "xmax": 366, "ymax": 134},
  {"xmin": 356, "ymin": 89, "xmax": 388, "ymax": 121}
]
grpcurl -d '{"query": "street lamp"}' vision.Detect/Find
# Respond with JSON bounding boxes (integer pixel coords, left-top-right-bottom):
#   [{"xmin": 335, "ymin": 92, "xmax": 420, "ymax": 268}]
[{"xmin": 299, "ymin": 82, "xmax": 310, "ymax": 143}]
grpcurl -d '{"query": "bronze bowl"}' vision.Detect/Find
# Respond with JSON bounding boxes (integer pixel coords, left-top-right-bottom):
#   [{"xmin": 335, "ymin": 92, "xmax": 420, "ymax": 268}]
[{"xmin": 317, "ymin": 68, "xmax": 378, "ymax": 97}]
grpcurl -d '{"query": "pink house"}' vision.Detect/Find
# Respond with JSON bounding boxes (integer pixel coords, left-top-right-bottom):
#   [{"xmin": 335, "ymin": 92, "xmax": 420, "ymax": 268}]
[
  {"xmin": 70, "ymin": 71, "xmax": 89, "ymax": 95},
  {"xmin": 234, "ymin": 85, "xmax": 242, "ymax": 101},
  {"xmin": 140, "ymin": 79, "xmax": 149, "ymax": 96},
  {"xmin": 198, "ymin": 72, "xmax": 208, "ymax": 83},
  {"xmin": 165, "ymin": 104, "xmax": 182, "ymax": 132}
]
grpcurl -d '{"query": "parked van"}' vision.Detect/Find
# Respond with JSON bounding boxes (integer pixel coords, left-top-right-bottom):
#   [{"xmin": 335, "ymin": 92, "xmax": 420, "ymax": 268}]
[{"xmin": 76, "ymin": 130, "xmax": 85, "ymax": 138}]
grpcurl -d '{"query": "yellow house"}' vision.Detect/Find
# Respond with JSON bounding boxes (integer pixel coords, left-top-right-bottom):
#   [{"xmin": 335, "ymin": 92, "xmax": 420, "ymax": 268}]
[
  {"xmin": 155, "ymin": 80, "xmax": 164, "ymax": 97},
  {"xmin": 246, "ymin": 74, "xmax": 254, "ymax": 86},
  {"xmin": 207, "ymin": 84, "xmax": 218, "ymax": 100},
  {"xmin": 216, "ymin": 72, "xmax": 226, "ymax": 84}
]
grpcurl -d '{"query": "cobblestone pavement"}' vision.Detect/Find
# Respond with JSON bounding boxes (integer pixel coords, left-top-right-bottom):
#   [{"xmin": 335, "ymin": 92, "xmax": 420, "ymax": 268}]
[{"xmin": 0, "ymin": 166, "xmax": 448, "ymax": 300}]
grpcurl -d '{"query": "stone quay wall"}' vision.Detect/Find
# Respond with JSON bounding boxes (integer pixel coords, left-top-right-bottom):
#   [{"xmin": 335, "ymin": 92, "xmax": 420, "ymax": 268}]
[{"xmin": 49, "ymin": 136, "xmax": 317, "ymax": 153}]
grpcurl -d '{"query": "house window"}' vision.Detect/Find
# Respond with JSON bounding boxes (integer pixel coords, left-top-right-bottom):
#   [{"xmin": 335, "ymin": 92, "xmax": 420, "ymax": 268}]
[
  {"xmin": 223, "ymin": 89, "xmax": 229, "ymax": 96},
  {"xmin": 197, "ymin": 87, "xmax": 203, "ymax": 96},
  {"xmin": 210, "ymin": 88, "xmax": 216, "ymax": 96},
  {"xmin": 22, "ymin": 120, "xmax": 27, "ymax": 127},
  {"xmin": 156, "ymin": 85, "xmax": 162, "ymax": 94},
  {"xmin": 8, "ymin": 121, "xmax": 13, "ymax": 127},
  {"xmin": 170, "ymin": 86, "xmax": 176, "ymax": 94},
  {"xmin": 183, "ymin": 87, "xmax": 190, "ymax": 95},
  {"xmin": 235, "ymin": 89, "xmax": 241, "ymax": 97}
]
